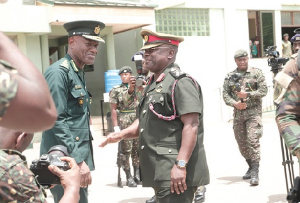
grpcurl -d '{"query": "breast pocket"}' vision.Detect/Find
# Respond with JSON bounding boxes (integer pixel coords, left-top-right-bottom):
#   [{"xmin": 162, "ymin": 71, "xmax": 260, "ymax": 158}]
[
  {"xmin": 149, "ymin": 93, "xmax": 171, "ymax": 117},
  {"xmin": 69, "ymin": 88, "xmax": 86, "ymax": 115}
]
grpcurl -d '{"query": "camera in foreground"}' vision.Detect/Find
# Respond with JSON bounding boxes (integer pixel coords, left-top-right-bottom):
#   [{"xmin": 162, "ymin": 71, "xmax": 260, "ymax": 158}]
[{"xmin": 30, "ymin": 145, "xmax": 70, "ymax": 187}]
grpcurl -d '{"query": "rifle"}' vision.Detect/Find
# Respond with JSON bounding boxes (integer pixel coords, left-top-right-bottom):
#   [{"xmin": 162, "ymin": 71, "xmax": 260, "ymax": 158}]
[{"xmin": 117, "ymin": 141, "xmax": 123, "ymax": 188}]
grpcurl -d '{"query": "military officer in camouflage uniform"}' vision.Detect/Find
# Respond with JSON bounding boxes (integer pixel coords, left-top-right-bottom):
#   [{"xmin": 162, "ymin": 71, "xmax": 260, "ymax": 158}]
[
  {"xmin": 40, "ymin": 20, "xmax": 105, "ymax": 203},
  {"xmin": 101, "ymin": 29, "xmax": 210, "ymax": 203},
  {"xmin": 223, "ymin": 49, "xmax": 268, "ymax": 186},
  {"xmin": 275, "ymin": 30, "xmax": 300, "ymax": 174},
  {"xmin": 109, "ymin": 66, "xmax": 139, "ymax": 187}
]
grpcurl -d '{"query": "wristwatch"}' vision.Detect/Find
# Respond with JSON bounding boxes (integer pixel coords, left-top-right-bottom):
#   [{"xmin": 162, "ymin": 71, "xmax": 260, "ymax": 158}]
[{"xmin": 175, "ymin": 160, "xmax": 187, "ymax": 169}]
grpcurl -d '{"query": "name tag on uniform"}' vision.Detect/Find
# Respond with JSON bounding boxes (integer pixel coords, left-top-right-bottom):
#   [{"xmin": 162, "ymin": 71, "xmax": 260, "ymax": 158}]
[{"xmin": 75, "ymin": 85, "xmax": 82, "ymax": 89}]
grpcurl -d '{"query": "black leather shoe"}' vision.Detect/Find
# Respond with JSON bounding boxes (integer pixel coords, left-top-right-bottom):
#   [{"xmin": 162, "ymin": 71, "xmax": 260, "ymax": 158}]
[
  {"xmin": 194, "ymin": 186, "xmax": 206, "ymax": 203},
  {"xmin": 146, "ymin": 195, "xmax": 156, "ymax": 203}
]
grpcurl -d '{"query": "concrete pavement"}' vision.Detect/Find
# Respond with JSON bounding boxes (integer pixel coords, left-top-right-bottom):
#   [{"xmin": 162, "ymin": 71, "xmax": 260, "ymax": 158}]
[{"xmin": 23, "ymin": 112, "xmax": 294, "ymax": 203}]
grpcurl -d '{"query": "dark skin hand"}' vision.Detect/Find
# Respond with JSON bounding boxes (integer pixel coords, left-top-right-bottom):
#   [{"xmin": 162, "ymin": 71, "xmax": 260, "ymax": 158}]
[
  {"xmin": 170, "ymin": 113, "xmax": 198, "ymax": 194},
  {"xmin": 234, "ymin": 90, "xmax": 248, "ymax": 110}
]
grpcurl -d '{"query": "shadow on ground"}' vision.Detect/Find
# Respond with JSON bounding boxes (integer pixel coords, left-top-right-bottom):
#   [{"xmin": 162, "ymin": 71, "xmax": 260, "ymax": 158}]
[
  {"xmin": 267, "ymin": 194, "xmax": 288, "ymax": 203},
  {"xmin": 118, "ymin": 197, "xmax": 148, "ymax": 203},
  {"xmin": 217, "ymin": 176, "xmax": 249, "ymax": 185}
]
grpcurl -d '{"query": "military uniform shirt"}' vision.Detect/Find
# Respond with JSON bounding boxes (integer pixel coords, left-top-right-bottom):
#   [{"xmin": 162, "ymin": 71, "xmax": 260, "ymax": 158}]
[
  {"xmin": 41, "ymin": 54, "xmax": 94, "ymax": 170},
  {"xmin": 275, "ymin": 53, "xmax": 300, "ymax": 155},
  {"xmin": 109, "ymin": 83, "xmax": 138, "ymax": 111},
  {"xmin": 137, "ymin": 63, "xmax": 209, "ymax": 188},
  {"xmin": 0, "ymin": 149, "xmax": 46, "ymax": 203},
  {"xmin": 223, "ymin": 66, "xmax": 268, "ymax": 112},
  {"xmin": 0, "ymin": 60, "xmax": 18, "ymax": 119}
]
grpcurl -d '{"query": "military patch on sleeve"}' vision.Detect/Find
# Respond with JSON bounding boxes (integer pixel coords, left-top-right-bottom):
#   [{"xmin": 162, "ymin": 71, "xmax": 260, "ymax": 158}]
[{"xmin": 0, "ymin": 63, "xmax": 18, "ymax": 119}]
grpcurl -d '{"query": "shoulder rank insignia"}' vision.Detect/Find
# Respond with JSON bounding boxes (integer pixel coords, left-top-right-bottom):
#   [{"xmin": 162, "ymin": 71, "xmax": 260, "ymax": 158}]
[
  {"xmin": 60, "ymin": 59, "xmax": 69, "ymax": 69},
  {"xmin": 170, "ymin": 66, "xmax": 185, "ymax": 79}
]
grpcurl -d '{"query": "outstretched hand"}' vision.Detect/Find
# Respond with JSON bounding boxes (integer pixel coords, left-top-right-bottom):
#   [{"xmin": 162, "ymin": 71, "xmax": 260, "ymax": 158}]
[{"xmin": 99, "ymin": 132, "xmax": 123, "ymax": 147}]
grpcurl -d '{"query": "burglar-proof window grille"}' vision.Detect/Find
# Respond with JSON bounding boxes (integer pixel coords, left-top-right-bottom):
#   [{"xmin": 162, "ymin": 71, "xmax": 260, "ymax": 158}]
[{"xmin": 155, "ymin": 8, "xmax": 210, "ymax": 36}]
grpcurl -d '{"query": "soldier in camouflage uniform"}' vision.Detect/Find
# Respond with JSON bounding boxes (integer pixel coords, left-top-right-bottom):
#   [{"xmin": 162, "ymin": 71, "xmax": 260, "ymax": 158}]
[
  {"xmin": 0, "ymin": 127, "xmax": 81, "ymax": 203},
  {"xmin": 223, "ymin": 49, "xmax": 267, "ymax": 186},
  {"xmin": 275, "ymin": 31, "xmax": 300, "ymax": 173},
  {"xmin": 109, "ymin": 66, "xmax": 139, "ymax": 187}
]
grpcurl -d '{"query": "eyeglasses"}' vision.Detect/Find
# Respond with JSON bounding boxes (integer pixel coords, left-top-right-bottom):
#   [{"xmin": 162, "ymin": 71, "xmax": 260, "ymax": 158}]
[{"xmin": 143, "ymin": 47, "xmax": 170, "ymax": 54}]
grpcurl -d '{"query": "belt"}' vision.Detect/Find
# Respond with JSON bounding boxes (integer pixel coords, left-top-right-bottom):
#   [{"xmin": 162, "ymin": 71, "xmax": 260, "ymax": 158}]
[{"xmin": 120, "ymin": 110, "xmax": 136, "ymax": 113}]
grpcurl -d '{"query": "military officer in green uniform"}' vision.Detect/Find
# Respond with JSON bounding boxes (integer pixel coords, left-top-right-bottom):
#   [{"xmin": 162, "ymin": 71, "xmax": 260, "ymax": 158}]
[
  {"xmin": 222, "ymin": 49, "xmax": 267, "ymax": 186},
  {"xmin": 109, "ymin": 66, "xmax": 139, "ymax": 187},
  {"xmin": 100, "ymin": 29, "xmax": 209, "ymax": 203},
  {"xmin": 40, "ymin": 20, "xmax": 105, "ymax": 203}
]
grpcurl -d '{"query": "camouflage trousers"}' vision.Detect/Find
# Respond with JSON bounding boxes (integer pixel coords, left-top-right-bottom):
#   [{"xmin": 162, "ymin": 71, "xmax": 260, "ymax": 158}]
[
  {"xmin": 233, "ymin": 109, "xmax": 263, "ymax": 162},
  {"xmin": 276, "ymin": 114, "xmax": 300, "ymax": 159},
  {"xmin": 119, "ymin": 112, "xmax": 139, "ymax": 170}
]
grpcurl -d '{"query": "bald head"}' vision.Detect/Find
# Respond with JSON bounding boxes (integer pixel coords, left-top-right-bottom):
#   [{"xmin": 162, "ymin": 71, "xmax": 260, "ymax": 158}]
[{"xmin": 0, "ymin": 127, "xmax": 33, "ymax": 152}]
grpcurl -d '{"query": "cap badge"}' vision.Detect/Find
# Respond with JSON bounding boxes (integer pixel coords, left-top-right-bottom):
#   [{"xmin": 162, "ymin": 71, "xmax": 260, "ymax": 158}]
[
  {"xmin": 144, "ymin": 35, "xmax": 149, "ymax": 43},
  {"xmin": 296, "ymin": 36, "xmax": 300, "ymax": 41},
  {"xmin": 94, "ymin": 25, "xmax": 100, "ymax": 35}
]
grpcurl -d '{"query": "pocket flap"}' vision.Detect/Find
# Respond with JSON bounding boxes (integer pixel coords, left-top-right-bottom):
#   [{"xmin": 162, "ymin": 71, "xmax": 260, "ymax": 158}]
[
  {"xmin": 70, "ymin": 89, "xmax": 86, "ymax": 99},
  {"xmin": 156, "ymin": 143, "xmax": 179, "ymax": 155}
]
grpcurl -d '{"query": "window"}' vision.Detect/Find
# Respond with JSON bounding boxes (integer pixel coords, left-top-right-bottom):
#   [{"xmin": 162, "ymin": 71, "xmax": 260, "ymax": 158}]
[
  {"xmin": 281, "ymin": 11, "xmax": 300, "ymax": 26},
  {"xmin": 155, "ymin": 8, "xmax": 210, "ymax": 36}
]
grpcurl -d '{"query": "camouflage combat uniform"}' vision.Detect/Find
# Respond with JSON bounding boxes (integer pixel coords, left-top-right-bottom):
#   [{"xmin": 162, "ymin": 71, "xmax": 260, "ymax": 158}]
[
  {"xmin": 0, "ymin": 150, "xmax": 46, "ymax": 203},
  {"xmin": 0, "ymin": 60, "xmax": 18, "ymax": 118},
  {"xmin": 109, "ymin": 83, "xmax": 139, "ymax": 170},
  {"xmin": 223, "ymin": 67, "xmax": 267, "ymax": 162},
  {"xmin": 275, "ymin": 53, "xmax": 300, "ymax": 157}
]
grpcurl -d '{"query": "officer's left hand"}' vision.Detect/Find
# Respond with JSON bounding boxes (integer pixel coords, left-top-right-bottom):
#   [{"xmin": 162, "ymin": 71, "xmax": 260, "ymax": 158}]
[{"xmin": 170, "ymin": 165, "xmax": 187, "ymax": 194}]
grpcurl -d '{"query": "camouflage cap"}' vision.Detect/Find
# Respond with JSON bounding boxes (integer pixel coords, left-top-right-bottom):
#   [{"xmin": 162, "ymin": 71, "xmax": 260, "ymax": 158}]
[
  {"xmin": 140, "ymin": 29, "xmax": 184, "ymax": 50},
  {"xmin": 234, "ymin": 49, "xmax": 248, "ymax": 58},
  {"xmin": 118, "ymin": 66, "xmax": 132, "ymax": 75},
  {"xmin": 64, "ymin": 20, "xmax": 105, "ymax": 43},
  {"xmin": 291, "ymin": 28, "xmax": 300, "ymax": 42}
]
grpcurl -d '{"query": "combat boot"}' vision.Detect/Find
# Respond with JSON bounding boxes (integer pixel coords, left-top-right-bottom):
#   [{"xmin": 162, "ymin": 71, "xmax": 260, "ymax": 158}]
[
  {"xmin": 250, "ymin": 162, "xmax": 259, "ymax": 186},
  {"xmin": 243, "ymin": 159, "xmax": 252, "ymax": 180},
  {"xmin": 125, "ymin": 169, "xmax": 137, "ymax": 187},
  {"xmin": 133, "ymin": 166, "xmax": 141, "ymax": 185}
]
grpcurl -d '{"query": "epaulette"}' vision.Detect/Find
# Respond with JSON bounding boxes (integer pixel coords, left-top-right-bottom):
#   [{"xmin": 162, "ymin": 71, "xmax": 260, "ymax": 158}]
[
  {"xmin": 291, "ymin": 53, "xmax": 298, "ymax": 60},
  {"xmin": 59, "ymin": 59, "xmax": 70, "ymax": 70},
  {"xmin": 169, "ymin": 65, "xmax": 186, "ymax": 79},
  {"xmin": 113, "ymin": 84, "xmax": 121, "ymax": 89}
]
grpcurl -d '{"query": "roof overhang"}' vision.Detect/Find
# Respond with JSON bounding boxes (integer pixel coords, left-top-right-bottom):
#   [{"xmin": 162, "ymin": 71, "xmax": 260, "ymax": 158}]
[{"xmin": 37, "ymin": 0, "xmax": 157, "ymax": 39}]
